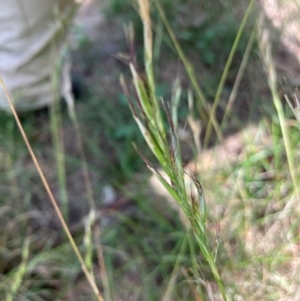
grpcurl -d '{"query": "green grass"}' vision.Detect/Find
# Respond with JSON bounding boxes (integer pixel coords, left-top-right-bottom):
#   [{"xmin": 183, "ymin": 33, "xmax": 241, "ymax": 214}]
[{"xmin": 1, "ymin": 0, "xmax": 300, "ymax": 300}]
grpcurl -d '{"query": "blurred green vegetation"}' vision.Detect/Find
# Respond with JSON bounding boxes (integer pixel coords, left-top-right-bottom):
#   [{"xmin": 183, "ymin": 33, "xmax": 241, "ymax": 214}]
[{"xmin": 2, "ymin": 0, "xmax": 300, "ymax": 300}]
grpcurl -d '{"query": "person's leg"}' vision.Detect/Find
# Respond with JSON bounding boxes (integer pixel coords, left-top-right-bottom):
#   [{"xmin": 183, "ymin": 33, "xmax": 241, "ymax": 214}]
[{"xmin": 0, "ymin": 0, "xmax": 76, "ymax": 112}]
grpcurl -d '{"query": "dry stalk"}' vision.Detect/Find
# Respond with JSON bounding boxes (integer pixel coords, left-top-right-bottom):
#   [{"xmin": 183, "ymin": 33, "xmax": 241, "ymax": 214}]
[{"xmin": 0, "ymin": 77, "xmax": 105, "ymax": 301}]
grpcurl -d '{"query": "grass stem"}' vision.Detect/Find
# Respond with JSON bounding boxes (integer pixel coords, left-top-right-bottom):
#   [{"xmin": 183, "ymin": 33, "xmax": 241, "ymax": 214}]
[{"xmin": 0, "ymin": 77, "xmax": 105, "ymax": 301}]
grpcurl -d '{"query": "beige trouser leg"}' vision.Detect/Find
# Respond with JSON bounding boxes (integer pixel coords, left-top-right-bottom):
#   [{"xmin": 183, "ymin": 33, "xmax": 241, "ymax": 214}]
[{"xmin": 0, "ymin": 0, "xmax": 76, "ymax": 112}]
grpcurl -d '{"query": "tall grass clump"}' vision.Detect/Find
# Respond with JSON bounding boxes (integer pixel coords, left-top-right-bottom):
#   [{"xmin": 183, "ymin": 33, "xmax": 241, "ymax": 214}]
[{"xmin": 121, "ymin": 0, "xmax": 227, "ymax": 299}]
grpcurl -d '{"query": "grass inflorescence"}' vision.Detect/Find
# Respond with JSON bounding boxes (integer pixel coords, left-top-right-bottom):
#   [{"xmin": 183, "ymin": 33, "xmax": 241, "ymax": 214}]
[
  {"xmin": 3, "ymin": 0, "xmax": 300, "ymax": 300},
  {"xmin": 122, "ymin": 0, "xmax": 229, "ymax": 299}
]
